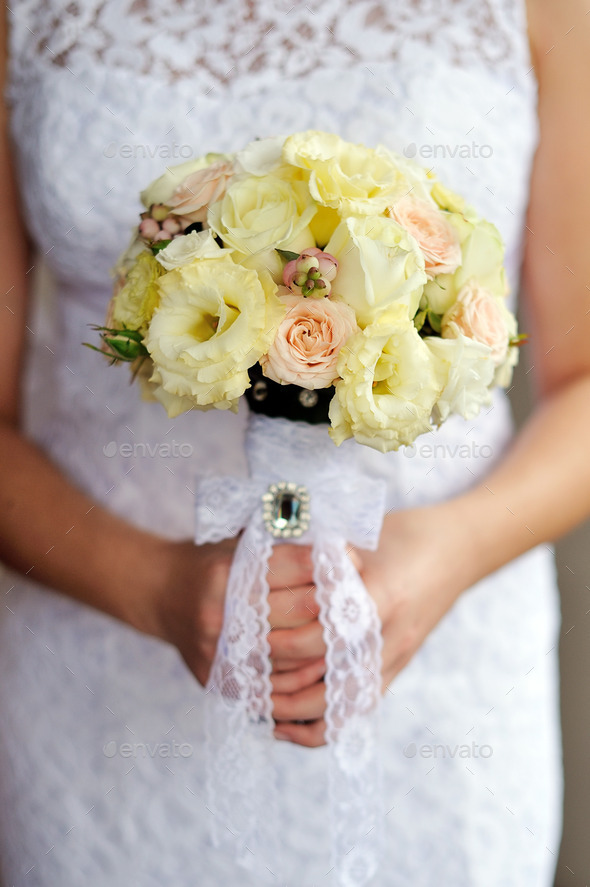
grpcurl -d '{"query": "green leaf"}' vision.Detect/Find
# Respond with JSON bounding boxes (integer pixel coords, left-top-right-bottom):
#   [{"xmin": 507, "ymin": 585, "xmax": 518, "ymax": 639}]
[
  {"xmin": 413, "ymin": 309, "xmax": 427, "ymax": 332},
  {"xmin": 276, "ymin": 248, "xmax": 300, "ymax": 262},
  {"xmin": 509, "ymin": 333, "xmax": 528, "ymax": 347},
  {"xmin": 427, "ymin": 311, "xmax": 443, "ymax": 334},
  {"xmin": 150, "ymin": 239, "xmax": 172, "ymax": 254}
]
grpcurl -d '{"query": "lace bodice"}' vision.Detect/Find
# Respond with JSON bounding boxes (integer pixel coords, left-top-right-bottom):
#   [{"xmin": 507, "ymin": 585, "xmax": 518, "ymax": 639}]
[
  {"xmin": 0, "ymin": 6, "xmax": 563, "ymax": 887},
  {"xmin": 7, "ymin": 0, "xmax": 536, "ymax": 299},
  {"xmin": 12, "ymin": 0, "xmax": 530, "ymax": 89}
]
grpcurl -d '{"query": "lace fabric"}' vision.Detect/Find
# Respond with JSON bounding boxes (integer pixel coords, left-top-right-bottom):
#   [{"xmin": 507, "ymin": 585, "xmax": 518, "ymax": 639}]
[
  {"xmin": 0, "ymin": 2, "xmax": 563, "ymax": 886},
  {"xmin": 11, "ymin": 0, "xmax": 532, "ymax": 89},
  {"xmin": 195, "ymin": 416, "xmax": 385, "ymax": 885}
]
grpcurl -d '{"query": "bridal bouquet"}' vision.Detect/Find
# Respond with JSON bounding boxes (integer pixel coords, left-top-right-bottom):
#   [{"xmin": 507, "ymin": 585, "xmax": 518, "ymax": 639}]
[
  {"xmin": 94, "ymin": 130, "xmax": 520, "ymax": 453},
  {"xmin": 91, "ymin": 131, "xmax": 519, "ymax": 886}
]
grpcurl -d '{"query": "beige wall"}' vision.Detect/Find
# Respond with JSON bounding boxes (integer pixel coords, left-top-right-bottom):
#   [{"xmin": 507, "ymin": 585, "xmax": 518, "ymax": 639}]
[{"xmin": 509, "ymin": 342, "xmax": 590, "ymax": 886}]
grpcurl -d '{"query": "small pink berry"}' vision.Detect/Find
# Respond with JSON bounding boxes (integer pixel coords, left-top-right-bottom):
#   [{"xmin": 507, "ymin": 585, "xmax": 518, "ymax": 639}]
[
  {"xmin": 162, "ymin": 217, "xmax": 182, "ymax": 235},
  {"xmin": 139, "ymin": 218, "xmax": 160, "ymax": 240}
]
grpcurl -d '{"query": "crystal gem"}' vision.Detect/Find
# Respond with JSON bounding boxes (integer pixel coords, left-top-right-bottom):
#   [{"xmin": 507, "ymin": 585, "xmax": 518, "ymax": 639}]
[{"xmin": 262, "ymin": 482, "xmax": 311, "ymax": 538}]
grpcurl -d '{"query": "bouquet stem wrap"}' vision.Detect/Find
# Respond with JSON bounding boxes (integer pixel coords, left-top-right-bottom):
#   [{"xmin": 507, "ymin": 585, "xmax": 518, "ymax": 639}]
[{"xmin": 195, "ymin": 415, "xmax": 386, "ymax": 885}]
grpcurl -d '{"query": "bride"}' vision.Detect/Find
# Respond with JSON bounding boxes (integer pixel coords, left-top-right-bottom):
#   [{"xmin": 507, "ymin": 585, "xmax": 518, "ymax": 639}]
[{"xmin": 0, "ymin": 1, "xmax": 586, "ymax": 884}]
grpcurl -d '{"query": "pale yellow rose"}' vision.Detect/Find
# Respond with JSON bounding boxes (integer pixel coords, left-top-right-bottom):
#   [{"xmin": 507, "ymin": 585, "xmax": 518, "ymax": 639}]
[
  {"xmin": 326, "ymin": 215, "xmax": 427, "ymax": 327},
  {"xmin": 426, "ymin": 335, "xmax": 495, "ymax": 423},
  {"xmin": 329, "ymin": 305, "xmax": 442, "ymax": 452},
  {"xmin": 429, "ymin": 181, "xmax": 467, "ymax": 214},
  {"xmin": 112, "ymin": 251, "xmax": 165, "ymax": 333},
  {"xmin": 261, "ymin": 293, "xmax": 357, "ymax": 389},
  {"xmin": 144, "ymin": 256, "xmax": 284, "ymax": 417},
  {"xmin": 140, "ymin": 153, "xmax": 229, "ymax": 208},
  {"xmin": 283, "ymin": 131, "xmax": 410, "ymax": 216},
  {"xmin": 442, "ymin": 281, "xmax": 510, "ymax": 366},
  {"xmin": 208, "ymin": 172, "xmax": 317, "ymax": 282},
  {"xmin": 423, "ymin": 218, "xmax": 506, "ymax": 315}
]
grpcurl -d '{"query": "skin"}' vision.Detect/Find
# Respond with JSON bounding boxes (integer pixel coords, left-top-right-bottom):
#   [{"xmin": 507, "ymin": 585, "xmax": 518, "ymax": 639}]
[{"xmin": 1, "ymin": 0, "xmax": 590, "ymax": 751}]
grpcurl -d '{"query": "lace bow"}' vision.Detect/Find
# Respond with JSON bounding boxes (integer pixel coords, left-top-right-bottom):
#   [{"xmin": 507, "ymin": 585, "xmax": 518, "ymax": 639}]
[{"xmin": 195, "ymin": 415, "xmax": 386, "ymax": 886}]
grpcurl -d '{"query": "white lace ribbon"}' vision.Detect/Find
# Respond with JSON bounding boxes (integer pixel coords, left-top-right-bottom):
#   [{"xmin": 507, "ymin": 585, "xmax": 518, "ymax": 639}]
[{"xmin": 195, "ymin": 415, "xmax": 386, "ymax": 885}]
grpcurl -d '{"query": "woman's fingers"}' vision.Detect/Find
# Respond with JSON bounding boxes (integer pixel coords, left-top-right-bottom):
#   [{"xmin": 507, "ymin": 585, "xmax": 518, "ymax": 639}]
[
  {"xmin": 267, "ymin": 618, "xmax": 326, "ymax": 663},
  {"xmin": 267, "ymin": 584, "xmax": 319, "ymax": 629},
  {"xmin": 274, "ymin": 718, "xmax": 327, "ymax": 748},
  {"xmin": 270, "ymin": 657, "xmax": 325, "ymax": 693},
  {"xmin": 272, "ymin": 680, "xmax": 326, "ymax": 722},
  {"xmin": 266, "ymin": 544, "xmax": 314, "ymax": 591}
]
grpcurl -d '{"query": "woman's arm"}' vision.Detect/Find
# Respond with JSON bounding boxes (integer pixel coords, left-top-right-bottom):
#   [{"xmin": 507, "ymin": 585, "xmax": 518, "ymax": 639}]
[
  {"xmin": 272, "ymin": 0, "xmax": 590, "ymax": 746},
  {"xmin": 0, "ymin": 6, "xmax": 320, "ymax": 689}
]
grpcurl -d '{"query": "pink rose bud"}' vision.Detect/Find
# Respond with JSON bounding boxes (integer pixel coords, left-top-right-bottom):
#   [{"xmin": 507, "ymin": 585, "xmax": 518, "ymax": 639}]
[
  {"xmin": 283, "ymin": 248, "xmax": 339, "ymax": 297},
  {"xmin": 139, "ymin": 217, "xmax": 161, "ymax": 240},
  {"xmin": 303, "ymin": 248, "xmax": 338, "ymax": 282}
]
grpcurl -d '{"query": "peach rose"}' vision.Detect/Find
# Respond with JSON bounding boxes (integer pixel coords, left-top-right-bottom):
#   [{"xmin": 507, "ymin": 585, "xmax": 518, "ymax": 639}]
[
  {"xmin": 261, "ymin": 293, "xmax": 357, "ymax": 389},
  {"xmin": 167, "ymin": 160, "xmax": 234, "ymax": 225},
  {"xmin": 389, "ymin": 196, "xmax": 461, "ymax": 278},
  {"xmin": 442, "ymin": 281, "xmax": 509, "ymax": 366}
]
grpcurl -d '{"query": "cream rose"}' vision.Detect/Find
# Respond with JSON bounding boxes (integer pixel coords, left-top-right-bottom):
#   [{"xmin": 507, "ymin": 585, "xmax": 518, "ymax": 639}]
[
  {"xmin": 325, "ymin": 215, "xmax": 427, "ymax": 327},
  {"xmin": 207, "ymin": 172, "xmax": 317, "ymax": 281},
  {"xmin": 423, "ymin": 218, "xmax": 506, "ymax": 314},
  {"xmin": 166, "ymin": 160, "xmax": 234, "ymax": 225},
  {"xmin": 261, "ymin": 294, "xmax": 357, "ymax": 389},
  {"xmin": 140, "ymin": 153, "xmax": 229, "ymax": 208},
  {"xmin": 283, "ymin": 130, "xmax": 409, "ymax": 216},
  {"xmin": 144, "ymin": 256, "xmax": 284, "ymax": 417},
  {"xmin": 329, "ymin": 305, "xmax": 442, "ymax": 452},
  {"xmin": 155, "ymin": 230, "xmax": 230, "ymax": 271},
  {"xmin": 442, "ymin": 282, "xmax": 509, "ymax": 365},
  {"xmin": 426, "ymin": 335, "xmax": 495, "ymax": 422},
  {"xmin": 389, "ymin": 196, "xmax": 461, "ymax": 278}
]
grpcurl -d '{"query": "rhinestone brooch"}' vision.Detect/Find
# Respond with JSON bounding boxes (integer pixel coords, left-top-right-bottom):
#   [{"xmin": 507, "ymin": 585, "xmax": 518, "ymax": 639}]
[{"xmin": 262, "ymin": 482, "xmax": 311, "ymax": 538}]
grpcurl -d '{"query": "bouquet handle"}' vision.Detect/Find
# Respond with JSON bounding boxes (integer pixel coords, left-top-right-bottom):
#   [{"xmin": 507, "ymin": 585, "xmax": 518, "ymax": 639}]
[{"xmin": 195, "ymin": 415, "xmax": 386, "ymax": 886}]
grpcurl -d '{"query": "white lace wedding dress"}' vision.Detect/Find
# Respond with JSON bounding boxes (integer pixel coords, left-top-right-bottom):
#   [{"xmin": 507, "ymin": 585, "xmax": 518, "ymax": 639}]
[{"xmin": 0, "ymin": 1, "xmax": 562, "ymax": 885}]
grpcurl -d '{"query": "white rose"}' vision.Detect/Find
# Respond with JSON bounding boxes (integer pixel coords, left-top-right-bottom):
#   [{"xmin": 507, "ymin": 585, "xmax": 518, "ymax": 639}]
[
  {"xmin": 235, "ymin": 135, "xmax": 286, "ymax": 176},
  {"xmin": 426, "ymin": 334, "xmax": 495, "ymax": 423},
  {"xmin": 155, "ymin": 230, "xmax": 230, "ymax": 271},
  {"xmin": 326, "ymin": 215, "xmax": 427, "ymax": 327}
]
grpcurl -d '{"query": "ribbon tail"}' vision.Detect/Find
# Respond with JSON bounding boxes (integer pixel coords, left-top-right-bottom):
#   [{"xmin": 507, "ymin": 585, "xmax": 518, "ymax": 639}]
[
  {"xmin": 204, "ymin": 519, "xmax": 282, "ymax": 879},
  {"xmin": 313, "ymin": 534, "xmax": 384, "ymax": 887}
]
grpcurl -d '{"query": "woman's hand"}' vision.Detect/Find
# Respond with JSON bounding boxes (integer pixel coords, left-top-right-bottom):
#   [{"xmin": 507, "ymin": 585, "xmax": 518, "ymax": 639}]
[
  {"xmin": 270, "ymin": 498, "xmax": 474, "ymax": 748},
  {"xmin": 151, "ymin": 537, "xmax": 324, "ymax": 688}
]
